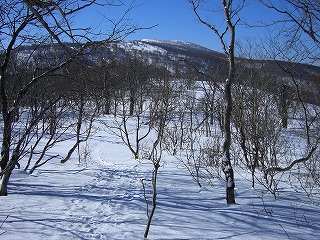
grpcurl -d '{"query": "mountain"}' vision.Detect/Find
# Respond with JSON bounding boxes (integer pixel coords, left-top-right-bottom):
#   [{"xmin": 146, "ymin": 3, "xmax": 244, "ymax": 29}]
[
  {"xmin": 12, "ymin": 39, "xmax": 320, "ymax": 104},
  {"xmin": 106, "ymin": 39, "xmax": 320, "ymax": 74},
  {"xmin": 98, "ymin": 39, "xmax": 320, "ymax": 104},
  {"xmin": 14, "ymin": 38, "xmax": 320, "ymax": 79},
  {"xmin": 89, "ymin": 39, "xmax": 320, "ymax": 89},
  {"xmin": 74, "ymin": 39, "xmax": 229, "ymax": 77}
]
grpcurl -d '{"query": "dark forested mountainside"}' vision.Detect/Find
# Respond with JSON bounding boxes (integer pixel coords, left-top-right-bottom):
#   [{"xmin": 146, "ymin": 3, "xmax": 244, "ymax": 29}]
[
  {"xmin": 9, "ymin": 39, "xmax": 320, "ymax": 104},
  {"xmin": 13, "ymin": 38, "xmax": 320, "ymax": 76}
]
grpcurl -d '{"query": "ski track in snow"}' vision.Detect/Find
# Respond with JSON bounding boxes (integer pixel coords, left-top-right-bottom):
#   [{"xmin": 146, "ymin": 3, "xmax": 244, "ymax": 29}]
[{"xmin": 1, "ymin": 133, "xmax": 320, "ymax": 239}]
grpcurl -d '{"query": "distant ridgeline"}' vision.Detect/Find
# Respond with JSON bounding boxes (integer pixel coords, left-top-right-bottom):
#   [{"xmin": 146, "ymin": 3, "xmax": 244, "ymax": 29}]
[{"xmin": 11, "ymin": 39, "xmax": 320, "ymax": 105}]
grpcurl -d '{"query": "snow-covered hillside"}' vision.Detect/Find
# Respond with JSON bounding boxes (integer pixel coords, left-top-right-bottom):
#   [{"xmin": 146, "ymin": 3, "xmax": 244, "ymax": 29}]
[
  {"xmin": 1, "ymin": 118, "xmax": 320, "ymax": 240},
  {"xmin": 2, "ymin": 38, "xmax": 320, "ymax": 239},
  {"xmin": 13, "ymin": 39, "xmax": 320, "ymax": 89}
]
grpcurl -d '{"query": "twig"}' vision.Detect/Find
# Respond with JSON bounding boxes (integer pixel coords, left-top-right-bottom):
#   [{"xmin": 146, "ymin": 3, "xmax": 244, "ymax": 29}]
[
  {"xmin": 276, "ymin": 219, "xmax": 291, "ymax": 240},
  {"xmin": 140, "ymin": 178, "xmax": 150, "ymax": 217},
  {"xmin": 0, "ymin": 214, "xmax": 9, "ymax": 236}
]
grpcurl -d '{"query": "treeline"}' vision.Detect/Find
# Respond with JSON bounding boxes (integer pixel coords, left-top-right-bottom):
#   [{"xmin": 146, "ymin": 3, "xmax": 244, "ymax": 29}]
[
  {"xmin": 1, "ymin": 40, "xmax": 320, "ymax": 239},
  {"xmin": 2, "ymin": 42, "xmax": 320, "ymax": 192}
]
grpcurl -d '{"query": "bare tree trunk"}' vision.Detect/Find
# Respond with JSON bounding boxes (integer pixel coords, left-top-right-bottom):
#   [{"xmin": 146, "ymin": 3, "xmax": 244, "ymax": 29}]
[
  {"xmin": 281, "ymin": 85, "xmax": 289, "ymax": 128},
  {"xmin": 143, "ymin": 74, "xmax": 170, "ymax": 238},
  {"xmin": 221, "ymin": 0, "xmax": 237, "ymax": 204},
  {"xmin": 129, "ymin": 88, "xmax": 135, "ymax": 116},
  {"xmin": 0, "ymin": 168, "xmax": 12, "ymax": 196},
  {"xmin": 222, "ymin": 76, "xmax": 236, "ymax": 204},
  {"xmin": 190, "ymin": 0, "xmax": 241, "ymax": 204},
  {"xmin": 0, "ymin": 117, "xmax": 11, "ymax": 177},
  {"xmin": 0, "ymin": 68, "xmax": 13, "ymax": 196},
  {"xmin": 144, "ymin": 162, "xmax": 160, "ymax": 239},
  {"xmin": 0, "ymin": 147, "xmax": 18, "ymax": 196},
  {"xmin": 61, "ymin": 97, "xmax": 85, "ymax": 164}
]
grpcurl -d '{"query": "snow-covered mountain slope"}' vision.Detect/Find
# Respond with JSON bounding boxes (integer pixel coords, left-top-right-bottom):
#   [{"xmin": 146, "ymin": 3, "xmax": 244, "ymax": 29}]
[
  {"xmin": 140, "ymin": 38, "xmax": 224, "ymax": 58},
  {"xmin": 13, "ymin": 38, "xmax": 320, "ymax": 78},
  {"xmin": 11, "ymin": 38, "xmax": 320, "ymax": 105}
]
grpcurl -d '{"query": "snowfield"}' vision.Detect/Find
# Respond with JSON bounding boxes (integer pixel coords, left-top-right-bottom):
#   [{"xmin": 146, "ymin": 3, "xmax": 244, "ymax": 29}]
[{"xmin": 1, "ymin": 123, "xmax": 320, "ymax": 240}]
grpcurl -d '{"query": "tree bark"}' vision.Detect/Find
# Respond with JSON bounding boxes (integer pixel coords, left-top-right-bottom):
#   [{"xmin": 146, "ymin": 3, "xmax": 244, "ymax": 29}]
[
  {"xmin": 280, "ymin": 85, "xmax": 288, "ymax": 128},
  {"xmin": 189, "ymin": 0, "xmax": 238, "ymax": 204},
  {"xmin": 1, "ymin": 60, "xmax": 13, "ymax": 197},
  {"xmin": 0, "ymin": 151, "xmax": 17, "ymax": 196},
  {"xmin": 144, "ymin": 163, "xmax": 159, "ymax": 238},
  {"xmin": 222, "ymin": 77, "xmax": 236, "ymax": 204},
  {"xmin": 221, "ymin": 0, "xmax": 237, "ymax": 204},
  {"xmin": 0, "ymin": 169, "xmax": 12, "ymax": 196}
]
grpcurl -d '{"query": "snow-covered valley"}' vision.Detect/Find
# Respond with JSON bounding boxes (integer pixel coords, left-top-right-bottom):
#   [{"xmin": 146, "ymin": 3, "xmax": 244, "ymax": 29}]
[{"xmin": 1, "ymin": 122, "xmax": 320, "ymax": 240}]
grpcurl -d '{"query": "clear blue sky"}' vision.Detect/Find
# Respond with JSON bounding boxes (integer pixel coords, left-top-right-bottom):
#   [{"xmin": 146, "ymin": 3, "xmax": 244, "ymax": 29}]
[
  {"xmin": 125, "ymin": 0, "xmax": 271, "ymax": 51},
  {"xmin": 76, "ymin": 0, "xmax": 281, "ymax": 53}
]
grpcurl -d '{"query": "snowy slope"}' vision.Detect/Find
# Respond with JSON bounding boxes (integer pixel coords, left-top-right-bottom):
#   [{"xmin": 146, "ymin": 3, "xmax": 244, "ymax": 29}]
[{"xmin": 1, "ymin": 119, "xmax": 320, "ymax": 240}]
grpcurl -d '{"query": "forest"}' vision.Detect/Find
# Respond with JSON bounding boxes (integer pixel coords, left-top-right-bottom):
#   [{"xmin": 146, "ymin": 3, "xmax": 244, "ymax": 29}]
[{"xmin": 1, "ymin": 0, "xmax": 320, "ymax": 239}]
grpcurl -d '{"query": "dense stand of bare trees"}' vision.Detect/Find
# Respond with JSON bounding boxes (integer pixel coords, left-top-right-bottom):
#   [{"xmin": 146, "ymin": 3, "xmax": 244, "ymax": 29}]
[
  {"xmin": 0, "ymin": 0, "xmax": 319, "ymax": 238},
  {"xmin": 0, "ymin": 0, "xmax": 144, "ymax": 196}
]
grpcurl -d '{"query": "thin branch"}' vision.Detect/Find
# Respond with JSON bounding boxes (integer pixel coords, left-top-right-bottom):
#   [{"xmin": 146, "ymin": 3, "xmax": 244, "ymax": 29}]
[
  {"xmin": 189, "ymin": 0, "xmax": 228, "ymax": 54},
  {"xmin": 267, "ymin": 145, "xmax": 318, "ymax": 173},
  {"xmin": 22, "ymin": 0, "xmax": 72, "ymax": 56}
]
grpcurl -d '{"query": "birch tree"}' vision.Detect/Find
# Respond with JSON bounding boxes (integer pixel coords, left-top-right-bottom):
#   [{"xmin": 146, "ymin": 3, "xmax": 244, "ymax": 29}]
[{"xmin": 189, "ymin": 0, "xmax": 244, "ymax": 204}]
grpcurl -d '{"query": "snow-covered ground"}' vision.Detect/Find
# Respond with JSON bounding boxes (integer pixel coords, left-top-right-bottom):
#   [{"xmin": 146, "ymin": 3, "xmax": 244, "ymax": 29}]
[{"xmin": 1, "ymin": 124, "xmax": 320, "ymax": 240}]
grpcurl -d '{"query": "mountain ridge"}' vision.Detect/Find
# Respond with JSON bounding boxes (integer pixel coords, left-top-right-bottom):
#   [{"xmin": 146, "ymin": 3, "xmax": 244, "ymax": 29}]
[{"xmin": 12, "ymin": 38, "xmax": 320, "ymax": 84}]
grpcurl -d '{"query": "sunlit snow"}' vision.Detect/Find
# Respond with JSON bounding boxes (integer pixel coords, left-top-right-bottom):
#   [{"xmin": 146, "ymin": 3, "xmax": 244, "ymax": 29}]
[{"xmin": 1, "ymin": 118, "xmax": 319, "ymax": 240}]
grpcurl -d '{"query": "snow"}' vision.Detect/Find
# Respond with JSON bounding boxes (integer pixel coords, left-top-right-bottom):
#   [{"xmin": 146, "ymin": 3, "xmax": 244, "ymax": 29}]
[
  {"xmin": 1, "ymin": 121, "xmax": 320, "ymax": 239},
  {"xmin": 122, "ymin": 41, "xmax": 167, "ymax": 55},
  {"xmin": 141, "ymin": 39, "xmax": 211, "ymax": 52},
  {"xmin": 141, "ymin": 39, "xmax": 191, "ymax": 46},
  {"xmin": 141, "ymin": 39, "xmax": 217, "ymax": 58}
]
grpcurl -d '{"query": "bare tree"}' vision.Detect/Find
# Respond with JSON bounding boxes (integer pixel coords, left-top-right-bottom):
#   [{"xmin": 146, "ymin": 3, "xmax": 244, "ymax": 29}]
[
  {"xmin": 233, "ymin": 19, "xmax": 320, "ymax": 198},
  {"xmin": 232, "ymin": 67, "xmax": 286, "ymax": 195},
  {"xmin": 60, "ymin": 96, "xmax": 97, "ymax": 165},
  {"xmin": 265, "ymin": 66, "xmax": 320, "ymax": 174},
  {"xmin": 142, "ymin": 68, "xmax": 172, "ymax": 239},
  {"xmin": 257, "ymin": 0, "xmax": 320, "ymax": 189},
  {"xmin": 101, "ymin": 58, "xmax": 154, "ymax": 160},
  {"xmin": 259, "ymin": 0, "xmax": 320, "ymax": 45},
  {"xmin": 0, "ymin": 0, "xmax": 143, "ymax": 195},
  {"xmin": 190, "ymin": 0, "xmax": 245, "ymax": 204}
]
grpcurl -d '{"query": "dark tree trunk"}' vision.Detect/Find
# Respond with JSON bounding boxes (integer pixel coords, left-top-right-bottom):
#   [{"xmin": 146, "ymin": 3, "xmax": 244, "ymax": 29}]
[
  {"xmin": 61, "ymin": 97, "xmax": 84, "ymax": 164},
  {"xmin": 222, "ymin": 77, "xmax": 236, "ymax": 204},
  {"xmin": 129, "ymin": 88, "xmax": 135, "ymax": 116},
  {"xmin": 0, "ymin": 169, "xmax": 12, "ymax": 196},
  {"xmin": 280, "ymin": 85, "xmax": 288, "ymax": 128},
  {"xmin": 190, "ymin": 0, "xmax": 237, "ymax": 204},
  {"xmin": 222, "ymin": 2, "xmax": 237, "ymax": 204},
  {"xmin": 144, "ymin": 163, "xmax": 159, "ymax": 238},
  {"xmin": 0, "ymin": 67, "xmax": 13, "ymax": 196},
  {"xmin": 0, "ymin": 149, "xmax": 16, "ymax": 196}
]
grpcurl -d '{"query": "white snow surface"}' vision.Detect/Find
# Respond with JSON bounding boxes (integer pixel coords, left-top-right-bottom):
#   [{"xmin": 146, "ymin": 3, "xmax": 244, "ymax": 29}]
[
  {"xmin": 141, "ymin": 38, "xmax": 215, "ymax": 53},
  {"xmin": 122, "ymin": 41, "xmax": 167, "ymax": 55},
  {"xmin": 1, "ymin": 122, "xmax": 320, "ymax": 240}
]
